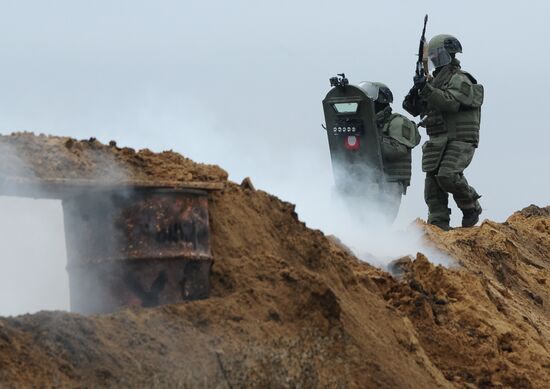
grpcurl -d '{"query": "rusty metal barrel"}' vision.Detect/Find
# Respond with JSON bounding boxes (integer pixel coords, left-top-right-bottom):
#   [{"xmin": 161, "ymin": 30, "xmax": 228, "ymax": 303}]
[{"xmin": 62, "ymin": 187, "xmax": 212, "ymax": 314}]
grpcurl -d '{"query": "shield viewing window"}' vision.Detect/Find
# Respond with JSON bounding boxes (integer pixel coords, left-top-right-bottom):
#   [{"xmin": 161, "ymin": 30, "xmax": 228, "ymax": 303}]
[{"xmin": 333, "ymin": 102, "xmax": 359, "ymax": 113}]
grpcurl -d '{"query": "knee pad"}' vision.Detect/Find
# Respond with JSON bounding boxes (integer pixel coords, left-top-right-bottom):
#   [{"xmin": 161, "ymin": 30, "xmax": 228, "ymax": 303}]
[{"xmin": 435, "ymin": 173, "xmax": 460, "ymax": 192}]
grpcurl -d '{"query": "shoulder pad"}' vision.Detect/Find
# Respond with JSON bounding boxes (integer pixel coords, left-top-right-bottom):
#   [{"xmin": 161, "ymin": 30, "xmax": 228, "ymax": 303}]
[
  {"xmin": 388, "ymin": 113, "xmax": 404, "ymax": 125},
  {"xmin": 387, "ymin": 114, "xmax": 420, "ymax": 148},
  {"xmin": 449, "ymin": 72, "xmax": 472, "ymax": 87},
  {"xmin": 447, "ymin": 71, "xmax": 484, "ymax": 107},
  {"xmin": 460, "ymin": 70, "xmax": 478, "ymax": 84},
  {"xmin": 448, "ymin": 73, "xmax": 474, "ymax": 101},
  {"xmin": 388, "ymin": 113, "xmax": 413, "ymax": 127}
]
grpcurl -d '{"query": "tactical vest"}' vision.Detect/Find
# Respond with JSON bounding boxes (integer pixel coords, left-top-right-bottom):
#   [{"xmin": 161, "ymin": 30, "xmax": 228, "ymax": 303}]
[
  {"xmin": 379, "ymin": 112, "xmax": 420, "ymax": 185},
  {"xmin": 423, "ymin": 62, "xmax": 484, "ymax": 145}
]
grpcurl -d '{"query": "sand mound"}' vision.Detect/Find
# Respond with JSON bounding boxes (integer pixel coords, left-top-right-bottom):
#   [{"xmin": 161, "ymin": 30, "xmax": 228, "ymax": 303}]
[
  {"xmin": 0, "ymin": 135, "xmax": 549, "ymax": 388},
  {"xmin": 0, "ymin": 132, "xmax": 227, "ymax": 185}
]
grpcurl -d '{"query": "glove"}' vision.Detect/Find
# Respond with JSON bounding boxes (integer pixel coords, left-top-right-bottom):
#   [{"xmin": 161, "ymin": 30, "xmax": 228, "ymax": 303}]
[{"xmin": 413, "ymin": 74, "xmax": 427, "ymax": 90}]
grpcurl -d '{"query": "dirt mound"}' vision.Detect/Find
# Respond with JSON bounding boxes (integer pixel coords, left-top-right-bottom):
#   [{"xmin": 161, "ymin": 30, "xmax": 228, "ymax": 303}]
[
  {"xmin": 382, "ymin": 208, "xmax": 550, "ymax": 388},
  {"xmin": 0, "ymin": 132, "xmax": 227, "ymax": 184},
  {"xmin": 0, "ymin": 182, "xmax": 450, "ymax": 388},
  {"xmin": 0, "ymin": 137, "xmax": 549, "ymax": 388}
]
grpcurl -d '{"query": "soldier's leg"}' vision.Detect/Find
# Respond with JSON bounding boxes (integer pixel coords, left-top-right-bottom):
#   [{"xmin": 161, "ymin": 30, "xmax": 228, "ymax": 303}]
[
  {"xmin": 440, "ymin": 173, "xmax": 481, "ymax": 209},
  {"xmin": 380, "ymin": 181, "xmax": 404, "ymax": 222},
  {"xmin": 435, "ymin": 141, "xmax": 482, "ymax": 227},
  {"xmin": 425, "ymin": 171, "xmax": 451, "ymax": 230},
  {"xmin": 453, "ymin": 174, "xmax": 482, "ymax": 227}
]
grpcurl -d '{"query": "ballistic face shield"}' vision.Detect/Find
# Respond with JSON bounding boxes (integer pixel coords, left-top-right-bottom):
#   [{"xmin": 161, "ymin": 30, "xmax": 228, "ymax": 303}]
[
  {"xmin": 358, "ymin": 81, "xmax": 394, "ymax": 104},
  {"xmin": 427, "ymin": 34, "xmax": 463, "ymax": 69}
]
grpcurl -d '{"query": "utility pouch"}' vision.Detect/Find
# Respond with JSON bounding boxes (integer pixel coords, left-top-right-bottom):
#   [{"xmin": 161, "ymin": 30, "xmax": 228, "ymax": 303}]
[
  {"xmin": 425, "ymin": 114, "xmax": 446, "ymax": 136},
  {"xmin": 422, "ymin": 137, "xmax": 447, "ymax": 172},
  {"xmin": 381, "ymin": 136, "xmax": 408, "ymax": 161}
]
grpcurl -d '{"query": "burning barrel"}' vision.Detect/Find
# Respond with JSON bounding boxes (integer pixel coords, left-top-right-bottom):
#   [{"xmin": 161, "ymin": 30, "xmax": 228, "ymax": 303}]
[{"xmin": 62, "ymin": 187, "xmax": 212, "ymax": 314}]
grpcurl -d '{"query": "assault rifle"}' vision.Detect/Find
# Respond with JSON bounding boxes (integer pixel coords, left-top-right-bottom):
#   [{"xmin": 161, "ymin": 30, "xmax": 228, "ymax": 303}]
[
  {"xmin": 416, "ymin": 14, "xmax": 429, "ymax": 80},
  {"xmin": 403, "ymin": 14, "xmax": 429, "ymax": 117}
]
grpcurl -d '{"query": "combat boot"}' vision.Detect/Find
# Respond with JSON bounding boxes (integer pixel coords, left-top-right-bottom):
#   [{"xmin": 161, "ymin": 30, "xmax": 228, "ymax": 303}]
[
  {"xmin": 462, "ymin": 204, "xmax": 482, "ymax": 228},
  {"xmin": 427, "ymin": 206, "xmax": 451, "ymax": 231},
  {"xmin": 430, "ymin": 221, "xmax": 451, "ymax": 231}
]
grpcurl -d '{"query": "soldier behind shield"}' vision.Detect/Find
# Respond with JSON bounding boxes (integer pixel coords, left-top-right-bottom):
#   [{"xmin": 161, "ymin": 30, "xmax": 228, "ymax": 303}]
[
  {"xmin": 403, "ymin": 34, "xmax": 484, "ymax": 231},
  {"xmin": 322, "ymin": 76, "xmax": 420, "ymax": 222},
  {"xmin": 361, "ymin": 82, "xmax": 421, "ymax": 217}
]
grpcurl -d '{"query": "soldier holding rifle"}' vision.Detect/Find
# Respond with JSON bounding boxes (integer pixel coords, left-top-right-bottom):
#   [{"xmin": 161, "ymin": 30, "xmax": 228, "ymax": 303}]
[{"xmin": 403, "ymin": 15, "xmax": 484, "ymax": 231}]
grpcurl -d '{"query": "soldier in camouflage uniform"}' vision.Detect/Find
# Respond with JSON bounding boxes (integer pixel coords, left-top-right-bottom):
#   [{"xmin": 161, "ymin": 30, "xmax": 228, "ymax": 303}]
[
  {"xmin": 362, "ymin": 82, "xmax": 420, "ymax": 215},
  {"xmin": 403, "ymin": 34, "xmax": 483, "ymax": 231}
]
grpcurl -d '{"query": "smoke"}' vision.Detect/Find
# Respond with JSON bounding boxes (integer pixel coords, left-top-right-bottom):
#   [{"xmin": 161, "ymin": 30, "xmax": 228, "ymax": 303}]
[
  {"xmin": 0, "ymin": 143, "xmax": 69, "ymax": 316},
  {"xmin": 0, "ymin": 140, "xmax": 134, "ymax": 317},
  {"xmin": 168, "ymin": 108, "xmax": 455, "ymax": 269},
  {"xmin": 243, "ymin": 143, "xmax": 454, "ymax": 270},
  {"xmin": 295, "ymin": 179, "xmax": 454, "ymax": 270},
  {"xmin": 323, "ymin": 196, "xmax": 453, "ymax": 269},
  {"xmin": 0, "ymin": 197, "xmax": 67, "ymax": 316}
]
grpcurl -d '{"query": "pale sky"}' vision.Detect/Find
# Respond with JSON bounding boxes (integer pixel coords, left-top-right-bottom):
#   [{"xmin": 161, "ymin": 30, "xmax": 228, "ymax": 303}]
[{"xmin": 0, "ymin": 0, "xmax": 548, "ymax": 314}]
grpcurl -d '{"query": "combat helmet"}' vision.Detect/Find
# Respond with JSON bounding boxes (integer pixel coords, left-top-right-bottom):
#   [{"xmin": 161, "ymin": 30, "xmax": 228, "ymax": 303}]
[
  {"xmin": 358, "ymin": 81, "xmax": 393, "ymax": 104},
  {"xmin": 427, "ymin": 34, "xmax": 462, "ymax": 68}
]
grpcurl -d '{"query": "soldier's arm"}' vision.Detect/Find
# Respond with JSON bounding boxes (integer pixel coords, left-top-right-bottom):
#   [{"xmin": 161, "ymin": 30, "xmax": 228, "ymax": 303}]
[
  {"xmin": 402, "ymin": 87, "xmax": 425, "ymax": 117},
  {"xmin": 419, "ymin": 73, "xmax": 474, "ymax": 112}
]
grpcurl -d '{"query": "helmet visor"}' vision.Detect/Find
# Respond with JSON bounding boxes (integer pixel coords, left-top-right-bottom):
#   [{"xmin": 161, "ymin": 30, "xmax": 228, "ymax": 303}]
[
  {"xmin": 358, "ymin": 81, "xmax": 379, "ymax": 101},
  {"xmin": 428, "ymin": 46, "xmax": 452, "ymax": 69}
]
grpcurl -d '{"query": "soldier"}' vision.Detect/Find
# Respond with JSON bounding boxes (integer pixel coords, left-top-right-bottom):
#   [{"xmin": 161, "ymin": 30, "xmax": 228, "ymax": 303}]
[
  {"xmin": 361, "ymin": 81, "xmax": 420, "ymax": 200},
  {"xmin": 403, "ymin": 34, "xmax": 484, "ymax": 231},
  {"xmin": 322, "ymin": 77, "xmax": 420, "ymax": 221}
]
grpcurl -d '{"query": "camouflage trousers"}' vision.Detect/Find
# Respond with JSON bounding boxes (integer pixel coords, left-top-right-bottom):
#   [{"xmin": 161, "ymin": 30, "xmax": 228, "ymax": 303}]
[{"xmin": 423, "ymin": 140, "xmax": 481, "ymax": 224}]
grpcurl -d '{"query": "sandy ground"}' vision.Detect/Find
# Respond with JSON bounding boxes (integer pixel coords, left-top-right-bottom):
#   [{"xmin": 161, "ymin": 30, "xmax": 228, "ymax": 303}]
[
  {"xmin": 0, "ymin": 134, "xmax": 549, "ymax": 388},
  {"xmin": 0, "ymin": 132, "xmax": 227, "ymax": 184}
]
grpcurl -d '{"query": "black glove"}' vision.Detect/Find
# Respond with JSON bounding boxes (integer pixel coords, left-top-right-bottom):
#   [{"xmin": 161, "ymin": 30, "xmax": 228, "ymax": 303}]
[{"xmin": 413, "ymin": 74, "xmax": 427, "ymax": 90}]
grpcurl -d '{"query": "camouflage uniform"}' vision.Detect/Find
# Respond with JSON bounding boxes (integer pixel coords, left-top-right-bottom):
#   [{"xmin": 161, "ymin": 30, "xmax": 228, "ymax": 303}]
[
  {"xmin": 376, "ymin": 105, "xmax": 420, "ymax": 193},
  {"xmin": 404, "ymin": 36, "xmax": 483, "ymax": 229}
]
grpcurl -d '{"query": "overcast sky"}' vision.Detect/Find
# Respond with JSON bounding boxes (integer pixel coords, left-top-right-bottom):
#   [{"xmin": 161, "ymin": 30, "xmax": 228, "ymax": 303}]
[{"xmin": 0, "ymin": 0, "xmax": 548, "ymax": 314}]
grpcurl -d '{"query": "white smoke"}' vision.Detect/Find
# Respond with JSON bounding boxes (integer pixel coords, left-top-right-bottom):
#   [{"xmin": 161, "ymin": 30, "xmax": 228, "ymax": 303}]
[
  {"xmin": 321, "ymin": 192, "xmax": 453, "ymax": 269},
  {"xmin": 301, "ymin": 190, "xmax": 454, "ymax": 269},
  {"xmin": 0, "ymin": 139, "xmax": 131, "ymax": 316},
  {"xmin": 0, "ymin": 197, "xmax": 68, "ymax": 316},
  {"xmin": 244, "ymin": 144, "xmax": 455, "ymax": 270},
  {"xmin": 0, "ymin": 125, "xmax": 450, "ymax": 318},
  {"xmin": 0, "ymin": 142, "xmax": 69, "ymax": 317}
]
